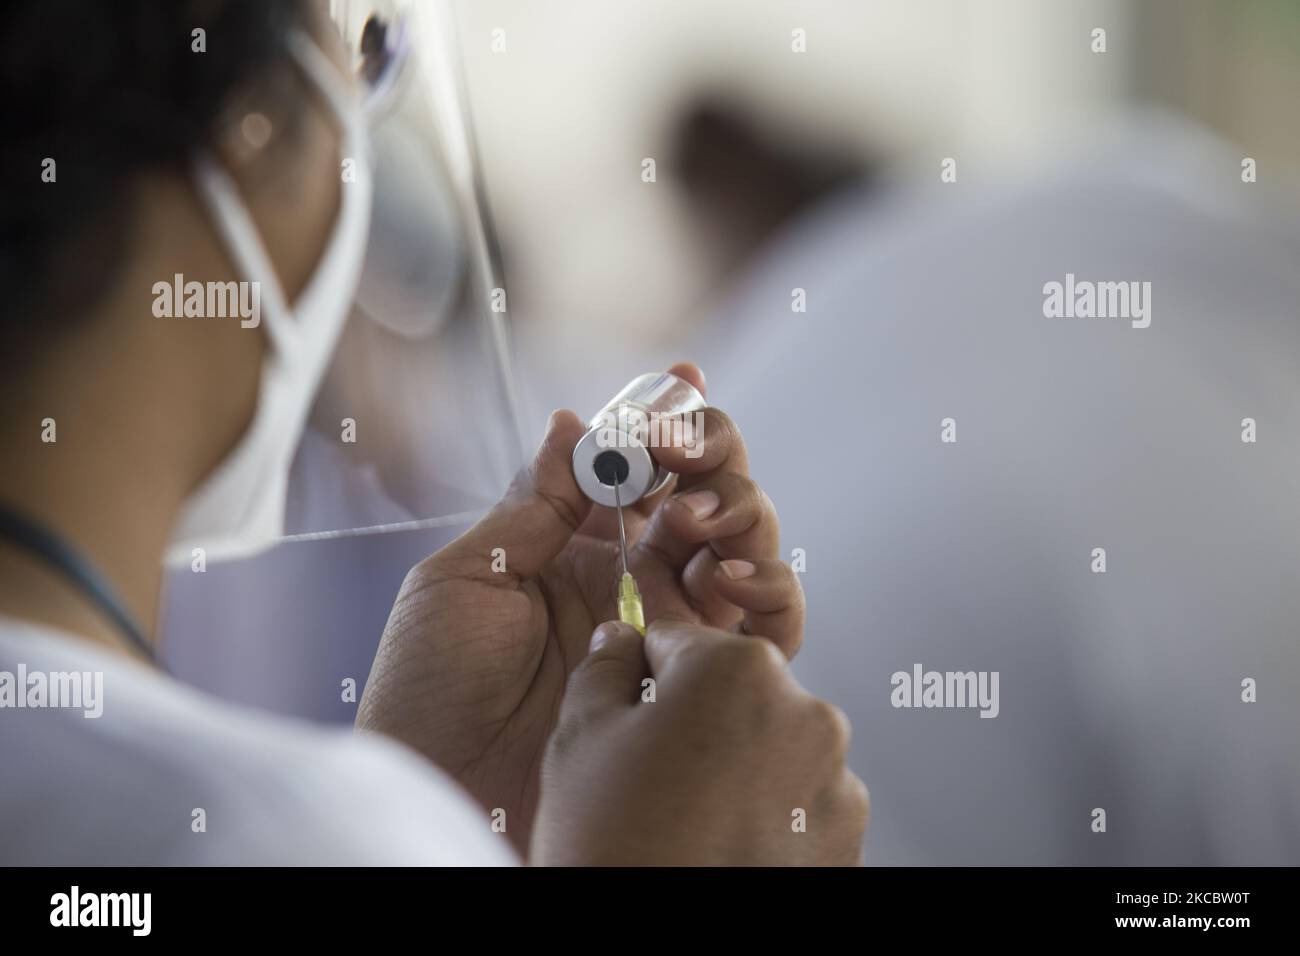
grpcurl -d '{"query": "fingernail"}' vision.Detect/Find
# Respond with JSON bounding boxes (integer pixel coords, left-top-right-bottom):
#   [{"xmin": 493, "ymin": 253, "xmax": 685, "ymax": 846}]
[
  {"xmin": 676, "ymin": 490, "xmax": 720, "ymax": 520},
  {"xmin": 719, "ymin": 559, "xmax": 756, "ymax": 580},
  {"xmin": 545, "ymin": 409, "xmax": 567, "ymax": 439},
  {"xmin": 589, "ymin": 622, "xmax": 622, "ymax": 652}
]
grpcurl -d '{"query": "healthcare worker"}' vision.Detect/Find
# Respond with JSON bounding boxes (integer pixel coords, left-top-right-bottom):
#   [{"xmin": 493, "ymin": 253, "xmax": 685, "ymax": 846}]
[{"xmin": 0, "ymin": 0, "xmax": 867, "ymax": 865}]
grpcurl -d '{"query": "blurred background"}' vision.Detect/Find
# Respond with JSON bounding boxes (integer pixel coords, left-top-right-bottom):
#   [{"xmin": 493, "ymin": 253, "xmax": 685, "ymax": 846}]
[
  {"xmin": 162, "ymin": 0, "xmax": 1300, "ymax": 865},
  {"xmin": 448, "ymin": 0, "xmax": 1300, "ymax": 419}
]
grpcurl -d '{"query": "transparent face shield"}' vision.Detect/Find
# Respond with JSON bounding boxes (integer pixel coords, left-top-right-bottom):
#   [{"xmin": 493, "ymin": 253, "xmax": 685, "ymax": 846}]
[{"xmin": 284, "ymin": 0, "xmax": 527, "ymax": 541}]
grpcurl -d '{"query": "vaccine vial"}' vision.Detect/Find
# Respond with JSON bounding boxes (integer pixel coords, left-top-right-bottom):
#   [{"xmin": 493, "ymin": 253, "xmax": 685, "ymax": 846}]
[{"xmin": 571, "ymin": 372, "xmax": 706, "ymax": 508}]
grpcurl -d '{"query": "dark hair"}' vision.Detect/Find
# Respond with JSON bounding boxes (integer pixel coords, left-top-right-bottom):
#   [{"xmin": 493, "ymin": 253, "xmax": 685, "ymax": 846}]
[{"xmin": 2, "ymin": 0, "xmax": 309, "ymax": 338}]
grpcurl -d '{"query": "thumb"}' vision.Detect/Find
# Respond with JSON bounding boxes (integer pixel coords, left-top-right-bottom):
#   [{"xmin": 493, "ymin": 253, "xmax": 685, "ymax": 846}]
[
  {"xmin": 563, "ymin": 622, "xmax": 648, "ymax": 720},
  {"xmin": 436, "ymin": 410, "xmax": 592, "ymax": 582}
]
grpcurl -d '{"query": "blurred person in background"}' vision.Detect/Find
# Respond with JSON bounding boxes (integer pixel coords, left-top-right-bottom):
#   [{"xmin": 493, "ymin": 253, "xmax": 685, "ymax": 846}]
[{"xmin": 701, "ymin": 109, "xmax": 1300, "ymax": 864}]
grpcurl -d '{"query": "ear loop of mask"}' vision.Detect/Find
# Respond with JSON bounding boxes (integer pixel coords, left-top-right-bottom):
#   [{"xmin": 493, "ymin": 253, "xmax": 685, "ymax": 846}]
[{"xmin": 192, "ymin": 29, "xmax": 366, "ymax": 360}]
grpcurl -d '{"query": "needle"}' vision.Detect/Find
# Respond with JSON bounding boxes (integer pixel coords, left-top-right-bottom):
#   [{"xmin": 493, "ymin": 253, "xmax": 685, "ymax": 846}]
[
  {"xmin": 613, "ymin": 473, "xmax": 629, "ymax": 576},
  {"xmin": 612, "ymin": 474, "xmax": 645, "ymax": 635}
]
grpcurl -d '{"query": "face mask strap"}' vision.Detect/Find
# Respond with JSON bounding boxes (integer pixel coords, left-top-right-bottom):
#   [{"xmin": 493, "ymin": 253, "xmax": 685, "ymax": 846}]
[
  {"xmin": 191, "ymin": 30, "xmax": 364, "ymax": 359},
  {"xmin": 192, "ymin": 154, "xmax": 296, "ymax": 355},
  {"xmin": 286, "ymin": 30, "xmax": 367, "ymax": 147}
]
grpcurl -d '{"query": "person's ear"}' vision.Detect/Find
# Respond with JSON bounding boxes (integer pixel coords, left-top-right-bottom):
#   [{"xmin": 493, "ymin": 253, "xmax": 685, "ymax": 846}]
[{"xmin": 205, "ymin": 58, "xmax": 343, "ymax": 307}]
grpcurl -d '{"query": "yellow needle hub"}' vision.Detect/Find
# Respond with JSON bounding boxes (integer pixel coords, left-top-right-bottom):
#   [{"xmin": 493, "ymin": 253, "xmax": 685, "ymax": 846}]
[
  {"xmin": 610, "ymin": 464, "xmax": 645, "ymax": 635},
  {"xmin": 618, "ymin": 570, "xmax": 646, "ymax": 635}
]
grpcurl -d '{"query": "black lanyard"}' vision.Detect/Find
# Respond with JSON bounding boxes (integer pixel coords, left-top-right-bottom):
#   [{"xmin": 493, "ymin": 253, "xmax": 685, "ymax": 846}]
[{"xmin": 0, "ymin": 503, "xmax": 155, "ymax": 663}]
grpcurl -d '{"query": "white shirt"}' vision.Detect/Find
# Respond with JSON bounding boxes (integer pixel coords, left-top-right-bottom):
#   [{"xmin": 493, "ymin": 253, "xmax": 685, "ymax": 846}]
[{"xmin": 0, "ymin": 616, "xmax": 517, "ymax": 865}]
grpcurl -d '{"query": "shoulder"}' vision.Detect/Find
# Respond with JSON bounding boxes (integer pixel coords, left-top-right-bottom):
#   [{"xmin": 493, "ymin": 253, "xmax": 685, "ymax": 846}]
[{"xmin": 0, "ymin": 619, "xmax": 517, "ymax": 866}]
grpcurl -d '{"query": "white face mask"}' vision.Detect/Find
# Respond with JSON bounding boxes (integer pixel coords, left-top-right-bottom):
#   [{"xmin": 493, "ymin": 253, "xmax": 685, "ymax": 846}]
[{"xmin": 167, "ymin": 31, "xmax": 373, "ymax": 565}]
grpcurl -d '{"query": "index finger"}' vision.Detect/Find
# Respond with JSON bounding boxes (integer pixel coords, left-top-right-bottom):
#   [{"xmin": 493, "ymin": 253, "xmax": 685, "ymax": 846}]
[
  {"xmin": 666, "ymin": 361, "xmax": 707, "ymax": 399},
  {"xmin": 650, "ymin": 406, "xmax": 749, "ymax": 480}
]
